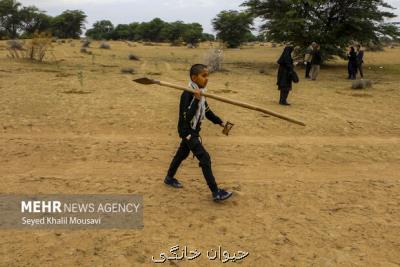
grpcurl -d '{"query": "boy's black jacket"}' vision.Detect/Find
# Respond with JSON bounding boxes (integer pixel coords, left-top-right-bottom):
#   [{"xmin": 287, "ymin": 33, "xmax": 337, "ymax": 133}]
[{"xmin": 178, "ymin": 91, "xmax": 223, "ymax": 138}]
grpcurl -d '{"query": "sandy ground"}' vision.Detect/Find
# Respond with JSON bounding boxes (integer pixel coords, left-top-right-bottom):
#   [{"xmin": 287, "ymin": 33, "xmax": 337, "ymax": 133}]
[{"xmin": 0, "ymin": 40, "xmax": 400, "ymax": 266}]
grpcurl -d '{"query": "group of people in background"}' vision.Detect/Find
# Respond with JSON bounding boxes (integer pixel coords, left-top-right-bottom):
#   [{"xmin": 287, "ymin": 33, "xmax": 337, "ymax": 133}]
[
  {"xmin": 347, "ymin": 45, "xmax": 364, "ymax": 80},
  {"xmin": 276, "ymin": 42, "xmax": 365, "ymax": 105}
]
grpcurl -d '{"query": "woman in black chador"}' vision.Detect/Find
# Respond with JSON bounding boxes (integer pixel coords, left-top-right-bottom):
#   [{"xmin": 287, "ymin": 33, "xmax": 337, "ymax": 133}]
[
  {"xmin": 277, "ymin": 45, "xmax": 295, "ymax": 105},
  {"xmin": 347, "ymin": 46, "xmax": 357, "ymax": 80}
]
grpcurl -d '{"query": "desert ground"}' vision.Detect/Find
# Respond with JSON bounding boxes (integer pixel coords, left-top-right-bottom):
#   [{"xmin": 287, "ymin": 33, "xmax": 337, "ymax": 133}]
[{"xmin": 0, "ymin": 40, "xmax": 399, "ymax": 266}]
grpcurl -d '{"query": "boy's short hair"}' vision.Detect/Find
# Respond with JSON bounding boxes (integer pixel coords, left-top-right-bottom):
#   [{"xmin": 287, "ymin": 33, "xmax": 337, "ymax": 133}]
[{"xmin": 190, "ymin": 64, "xmax": 207, "ymax": 78}]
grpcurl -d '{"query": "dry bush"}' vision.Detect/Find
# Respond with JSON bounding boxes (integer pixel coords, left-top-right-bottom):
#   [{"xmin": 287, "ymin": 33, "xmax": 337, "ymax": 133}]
[
  {"xmin": 128, "ymin": 53, "xmax": 140, "ymax": 61},
  {"xmin": 99, "ymin": 42, "xmax": 111, "ymax": 49},
  {"xmin": 81, "ymin": 39, "xmax": 91, "ymax": 48},
  {"xmin": 80, "ymin": 48, "xmax": 92, "ymax": 55},
  {"xmin": 121, "ymin": 67, "xmax": 135, "ymax": 74},
  {"xmin": 6, "ymin": 40, "xmax": 25, "ymax": 58},
  {"xmin": 24, "ymin": 32, "xmax": 53, "ymax": 61},
  {"xmin": 7, "ymin": 39, "xmax": 24, "ymax": 50},
  {"xmin": 259, "ymin": 66, "xmax": 269, "ymax": 75},
  {"xmin": 7, "ymin": 33, "xmax": 52, "ymax": 62},
  {"xmin": 204, "ymin": 49, "xmax": 224, "ymax": 73},
  {"xmin": 352, "ymin": 79, "xmax": 372, "ymax": 89}
]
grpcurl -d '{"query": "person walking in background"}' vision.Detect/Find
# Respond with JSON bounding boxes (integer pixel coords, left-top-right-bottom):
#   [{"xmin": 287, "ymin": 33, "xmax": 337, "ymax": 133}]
[
  {"xmin": 304, "ymin": 42, "xmax": 316, "ymax": 79},
  {"xmin": 356, "ymin": 44, "xmax": 364, "ymax": 79},
  {"xmin": 310, "ymin": 44, "xmax": 321, "ymax": 80},
  {"xmin": 277, "ymin": 44, "xmax": 295, "ymax": 105},
  {"xmin": 347, "ymin": 46, "xmax": 357, "ymax": 80}
]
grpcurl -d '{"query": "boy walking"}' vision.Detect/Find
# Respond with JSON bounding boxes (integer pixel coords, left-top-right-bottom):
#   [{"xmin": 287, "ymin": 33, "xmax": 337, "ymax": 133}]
[{"xmin": 164, "ymin": 64, "xmax": 233, "ymax": 202}]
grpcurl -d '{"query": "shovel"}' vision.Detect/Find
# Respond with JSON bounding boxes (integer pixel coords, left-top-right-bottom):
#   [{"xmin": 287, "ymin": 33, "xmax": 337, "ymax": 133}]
[{"xmin": 133, "ymin": 77, "xmax": 306, "ymax": 126}]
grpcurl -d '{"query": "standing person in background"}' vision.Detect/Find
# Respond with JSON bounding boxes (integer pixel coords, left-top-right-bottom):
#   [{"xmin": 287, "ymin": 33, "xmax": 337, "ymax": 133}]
[
  {"xmin": 277, "ymin": 44, "xmax": 295, "ymax": 105},
  {"xmin": 310, "ymin": 44, "xmax": 321, "ymax": 80},
  {"xmin": 304, "ymin": 42, "xmax": 316, "ymax": 79},
  {"xmin": 347, "ymin": 46, "xmax": 357, "ymax": 80},
  {"xmin": 356, "ymin": 44, "xmax": 364, "ymax": 79}
]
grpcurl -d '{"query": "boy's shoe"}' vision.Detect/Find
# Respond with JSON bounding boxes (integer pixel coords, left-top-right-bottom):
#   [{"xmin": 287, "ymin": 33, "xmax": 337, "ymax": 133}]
[
  {"xmin": 212, "ymin": 189, "xmax": 233, "ymax": 202},
  {"xmin": 164, "ymin": 176, "xmax": 183, "ymax": 188}
]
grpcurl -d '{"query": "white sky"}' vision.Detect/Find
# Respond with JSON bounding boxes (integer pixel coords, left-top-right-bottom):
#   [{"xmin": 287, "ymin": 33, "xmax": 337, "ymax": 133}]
[{"xmin": 18, "ymin": 0, "xmax": 400, "ymax": 34}]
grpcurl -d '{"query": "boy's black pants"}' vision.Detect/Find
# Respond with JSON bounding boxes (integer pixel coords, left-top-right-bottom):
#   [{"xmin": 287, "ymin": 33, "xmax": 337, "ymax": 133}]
[{"xmin": 167, "ymin": 136, "xmax": 218, "ymax": 193}]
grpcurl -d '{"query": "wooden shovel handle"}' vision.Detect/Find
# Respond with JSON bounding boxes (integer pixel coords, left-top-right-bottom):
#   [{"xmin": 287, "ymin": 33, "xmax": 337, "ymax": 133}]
[{"xmin": 158, "ymin": 80, "xmax": 306, "ymax": 126}]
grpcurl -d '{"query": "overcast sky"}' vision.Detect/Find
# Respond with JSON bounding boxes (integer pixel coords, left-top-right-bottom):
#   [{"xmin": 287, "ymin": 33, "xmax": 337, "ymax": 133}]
[{"xmin": 18, "ymin": 0, "xmax": 400, "ymax": 34}]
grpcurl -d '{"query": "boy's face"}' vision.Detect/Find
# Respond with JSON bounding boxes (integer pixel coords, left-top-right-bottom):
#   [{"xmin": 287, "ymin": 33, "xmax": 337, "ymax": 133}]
[{"xmin": 191, "ymin": 68, "xmax": 209, "ymax": 88}]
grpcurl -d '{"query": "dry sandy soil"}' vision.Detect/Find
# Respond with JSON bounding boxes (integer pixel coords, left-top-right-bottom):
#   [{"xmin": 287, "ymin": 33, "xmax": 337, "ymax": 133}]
[{"xmin": 0, "ymin": 40, "xmax": 399, "ymax": 266}]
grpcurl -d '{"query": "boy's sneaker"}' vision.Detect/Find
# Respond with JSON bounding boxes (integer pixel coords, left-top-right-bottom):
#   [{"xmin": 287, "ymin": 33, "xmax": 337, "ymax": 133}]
[
  {"xmin": 164, "ymin": 176, "xmax": 183, "ymax": 188},
  {"xmin": 212, "ymin": 189, "xmax": 233, "ymax": 202}
]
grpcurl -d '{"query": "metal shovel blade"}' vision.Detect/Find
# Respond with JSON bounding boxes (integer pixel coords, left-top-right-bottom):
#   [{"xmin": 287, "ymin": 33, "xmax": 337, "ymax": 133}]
[{"xmin": 133, "ymin": 77, "xmax": 159, "ymax": 85}]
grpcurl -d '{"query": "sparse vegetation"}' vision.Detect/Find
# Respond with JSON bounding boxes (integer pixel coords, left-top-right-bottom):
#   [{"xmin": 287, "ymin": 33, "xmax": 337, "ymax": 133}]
[
  {"xmin": 77, "ymin": 70, "xmax": 84, "ymax": 87},
  {"xmin": 6, "ymin": 39, "xmax": 25, "ymax": 58},
  {"xmin": 81, "ymin": 39, "xmax": 90, "ymax": 48},
  {"xmin": 352, "ymin": 79, "xmax": 372, "ymax": 89},
  {"xmin": 128, "ymin": 53, "xmax": 140, "ymax": 61},
  {"xmin": 204, "ymin": 48, "xmax": 224, "ymax": 73},
  {"xmin": 121, "ymin": 67, "xmax": 135, "ymax": 74},
  {"xmin": 7, "ymin": 32, "xmax": 52, "ymax": 61},
  {"xmin": 212, "ymin": 10, "xmax": 254, "ymax": 48},
  {"xmin": 24, "ymin": 32, "xmax": 53, "ymax": 61},
  {"xmin": 99, "ymin": 42, "xmax": 110, "ymax": 49}
]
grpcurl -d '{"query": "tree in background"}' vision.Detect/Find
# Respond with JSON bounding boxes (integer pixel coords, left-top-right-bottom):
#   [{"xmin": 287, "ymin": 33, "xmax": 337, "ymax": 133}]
[
  {"xmin": 86, "ymin": 20, "xmax": 114, "ymax": 40},
  {"xmin": 85, "ymin": 18, "xmax": 210, "ymax": 46},
  {"xmin": 1, "ymin": 0, "xmax": 214, "ymax": 44},
  {"xmin": 19, "ymin": 6, "xmax": 51, "ymax": 38},
  {"xmin": 201, "ymin": 33, "xmax": 215, "ymax": 42},
  {"xmin": 110, "ymin": 24, "xmax": 130, "ymax": 40},
  {"xmin": 127, "ymin": 23, "xmax": 139, "ymax": 40},
  {"xmin": 162, "ymin": 20, "xmax": 187, "ymax": 44},
  {"xmin": 51, "ymin": 10, "xmax": 86, "ymax": 39},
  {"xmin": 0, "ymin": 0, "xmax": 86, "ymax": 39},
  {"xmin": 137, "ymin": 18, "xmax": 167, "ymax": 42},
  {"xmin": 182, "ymin": 23, "xmax": 203, "ymax": 46},
  {"xmin": 242, "ymin": 0, "xmax": 400, "ymax": 60},
  {"xmin": 0, "ymin": 0, "xmax": 23, "ymax": 38},
  {"xmin": 212, "ymin": 10, "xmax": 254, "ymax": 48}
]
